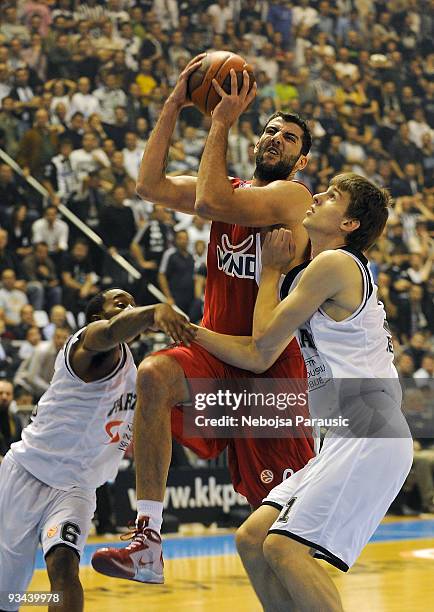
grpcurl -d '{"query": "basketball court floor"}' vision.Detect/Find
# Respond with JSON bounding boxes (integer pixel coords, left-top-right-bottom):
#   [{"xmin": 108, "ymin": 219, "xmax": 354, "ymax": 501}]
[{"xmin": 29, "ymin": 517, "xmax": 434, "ymax": 611}]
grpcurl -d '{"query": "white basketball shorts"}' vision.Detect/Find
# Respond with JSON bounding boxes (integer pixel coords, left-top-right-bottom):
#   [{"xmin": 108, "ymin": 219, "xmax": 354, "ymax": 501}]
[
  {"xmin": 0, "ymin": 452, "xmax": 96, "ymax": 610},
  {"xmin": 263, "ymin": 415, "xmax": 413, "ymax": 571}
]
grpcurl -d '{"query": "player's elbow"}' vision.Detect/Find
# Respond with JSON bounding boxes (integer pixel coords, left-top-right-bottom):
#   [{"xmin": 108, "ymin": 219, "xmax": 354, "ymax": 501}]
[
  {"xmin": 136, "ymin": 181, "xmax": 152, "ymax": 200},
  {"xmin": 194, "ymin": 198, "xmax": 215, "ymax": 219},
  {"xmin": 248, "ymin": 344, "xmax": 272, "ymax": 374},
  {"xmin": 249, "ymin": 360, "xmax": 269, "ymax": 374}
]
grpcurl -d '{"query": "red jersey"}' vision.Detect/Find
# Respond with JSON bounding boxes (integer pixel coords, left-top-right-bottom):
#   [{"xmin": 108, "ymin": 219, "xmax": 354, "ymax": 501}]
[{"xmin": 201, "ymin": 178, "xmax": 299, "ymax": 357}]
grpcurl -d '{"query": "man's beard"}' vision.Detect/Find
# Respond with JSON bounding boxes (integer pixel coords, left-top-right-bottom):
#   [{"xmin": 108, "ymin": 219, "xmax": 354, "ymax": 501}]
[{"xmin": 254, "ymin": 145, "xmax": 299, "ymax": 182}]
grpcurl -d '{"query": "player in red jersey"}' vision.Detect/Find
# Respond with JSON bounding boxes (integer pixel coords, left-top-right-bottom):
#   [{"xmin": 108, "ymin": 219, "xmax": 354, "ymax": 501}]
[{"xmin": 92, "ymin": 56, "xmax": 315, "ymax": 583}]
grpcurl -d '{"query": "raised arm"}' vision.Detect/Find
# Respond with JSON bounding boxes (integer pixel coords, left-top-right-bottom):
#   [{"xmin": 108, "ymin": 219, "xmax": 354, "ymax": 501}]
[
  {"xmin": 194, "ymin": 71, "xmax": 312, "ymax": 226},
  {"xmin": 81, "ymin": 303, "xmax": 194, "ymax": 353},
  {"xmin": 135, "ymin": 55, "xmax": 205, "ymax": 214}
]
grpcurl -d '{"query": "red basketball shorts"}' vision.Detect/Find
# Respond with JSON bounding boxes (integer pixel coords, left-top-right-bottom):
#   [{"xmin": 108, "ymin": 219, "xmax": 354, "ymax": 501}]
[{"xmin": 154, "ymin": 341, "xmax": 315, "ymax": 508}]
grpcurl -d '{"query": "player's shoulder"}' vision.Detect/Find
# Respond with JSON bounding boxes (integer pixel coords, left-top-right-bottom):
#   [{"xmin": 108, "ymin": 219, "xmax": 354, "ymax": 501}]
[
  {"xmin": 310, "ymin": 249, "xmax": 350, "ymax": 267},
  {"xmin": 306, "ymin": 249, "xmax": 361, "ymax": 279},
  {"xmin": 264, "ymin": 179, "xmax": 313, "ymax": 204}
]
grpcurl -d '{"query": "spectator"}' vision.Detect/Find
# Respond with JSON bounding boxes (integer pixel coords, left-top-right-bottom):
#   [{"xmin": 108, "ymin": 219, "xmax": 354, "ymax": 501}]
[
  {"xmin": 13, "ymin": 303, "xmax": 38, "ymax": 341},
  {"xmin": 0, "ymin": 268, "xmax": 28, "ymax": 327},
  {"xmin": 186, "ymin": 216, "xmax": 210, "ymax": 251},
  {"xmin": 266, "ymin": 0, "xmax": 293, "ymax": 49},
  {"xmin": 0, "ymin": 380, "xmax": 21, "ymax": 461},
  {"xmin": 0, "ymin": 96, "xmax": 21, "ymax": 157},
  {"xmin": 69, "ymin": 77, "xmax": 101, "ymax": 118},
  {"xmin": 389, "ymin": 123, "xmax": 423, "ymax": 176},
  {"xmin": 22, "ymin": 241, "xmax": 62, "ymax": 311},
  {"xmin": 93, "ymin": 72, "xmax": 127, "ymax": 125},
  {"xmin": 131, "ymin": 204, "xmax": 172, "ymax": 304},
  {"xmin": 408, "ymin": 108, "xmax": 433, "ymax": 150},
  {"xmin": 60, "ymin": 239, "xmax": 99, "ymax": 317},
  {"xmin": 69, "ymin": 132, "xmax": 110, "ymax": 193},
  {"xmin": 0, "ymin": 164, "xmax": 26, "ymax": 219},
  {"xmin": 339, "ymin": 125, "xmax": 366, "ymax": 166},
  {"xmin": 122, "ymin": 131, "xmax": 143, "ymax": 182},
  {"xmin": 21, "ymin": 32, "xmax": 47, "ymax": 81},
  {"xmin": 16, "ymin": 109, "xmax": 59, "ymax": 181},
  {"xmin": 256, "ymin": 42, "xmax": 279, "ymax": 85},
  {"xmin": 4, "ymin": 204, "xmax": 33, "ymax": 259},
  {"xmin": 46, "ymin": 33, "xmax": 72, "ymax": 79},
  {"xmin": 102, "ymin": 105, "xmax": 129, "ymax": 149},
  {"xmin": 14, "ymin": 326, "xmax": 70, "ymax": 401},
  {"xmin": 135, "ymin": 58, "xmax": 158, "ymax": 97},
  {"xmin": 99, "ymin": 150, "xmax": 128, "ymax": 189},
  {"xmin": 31, "ymin": 205, "xmax": 69, "ymax": 259},
  {"xmin": 158, "ymin": 229, "xmax": 195, "ymax": 316},
  {"xmin": 43, "ymin": 139, "xmax": 78, "ymax": 205},
  {"xmin": 62, "ymin": 112, "xmax": 85, "ymax": 149},
  {"xmin": 207, "ymin": 0, "xmax": 234, "ymax": 35},
  {"xmin": 414, "ymin": 353, "xmax": 434, "ymax": 386},
  {"xmin": 43, "ymin": 304, "xmax": 72, "ymax": 341},
  {"xmin": 274, "ymin": 69, "xmax": 299, "ymax": 110},
  {"xmin": 18, "ymin": 325, "xmax": 43, "ymax": 361},
  {"xmin": 9, "ymin": 66, "xmax": 39, "ymax": 125},
  {"xmin": 68, "ymin": 170, "xmax": 106, "ymax": 231}
]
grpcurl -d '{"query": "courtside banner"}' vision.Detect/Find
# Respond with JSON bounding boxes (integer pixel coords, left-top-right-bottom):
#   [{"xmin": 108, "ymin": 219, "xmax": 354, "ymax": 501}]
[
  {"xmin": 182, "ymin": 378, "xmax": 431, "ymax": 438},
  {"xmin": 113, "ymin": 467, "xmax": 248, "ymax": 526}
]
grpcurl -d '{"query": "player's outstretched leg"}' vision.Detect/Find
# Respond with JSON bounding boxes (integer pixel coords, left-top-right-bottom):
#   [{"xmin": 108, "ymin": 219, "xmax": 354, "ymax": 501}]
[
  {"xmin": 263, "ymin": 535, "xmax": 344, "ymax": 612},
  {"xmin": 91, "ymin": 354, "xmax": 188, "ymax": 583},
  {"xmin": 236, "ymin": 506, "xmax": 298, "ymax": 612},
  {"xmin": 46, "ymin": 546, "xmax": 83, "ymax": 612}
]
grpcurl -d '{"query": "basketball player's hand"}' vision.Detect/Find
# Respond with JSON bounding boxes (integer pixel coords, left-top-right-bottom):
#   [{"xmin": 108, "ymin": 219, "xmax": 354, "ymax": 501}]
[
  {"xmin": 168, "ymin": 53, "xmax": 206, "ymax": 110},
  {"xmin": 211, "ymin": 69, "xmax": 257, "ymax": 127},
  {"xmin": 152, "ymin": 304, "xmax": 196, "ymax": 345},
  {"xmin": 261, "ymin": 228, "xmax": 295, "ymax": 272}
]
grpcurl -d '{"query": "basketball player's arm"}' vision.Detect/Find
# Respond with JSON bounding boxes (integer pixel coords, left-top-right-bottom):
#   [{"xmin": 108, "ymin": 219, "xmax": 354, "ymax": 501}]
[
  {"xmin": 194, "ymin": 252, "xmax": 346, "ymax": 372},
  {"xmin": 80, "ymin": 304, "xmax": 194, "ymax": 353},
  {"xmin": 194, "ymin": 69, "xmax": 312, "ymax": 225},
  {"xmin": 135, "ymin": 56, "xmax": 204, "ymax": 214},
  {"xmin": 195, "ymin": 125, "xmax": 312, "ymax": 225}
]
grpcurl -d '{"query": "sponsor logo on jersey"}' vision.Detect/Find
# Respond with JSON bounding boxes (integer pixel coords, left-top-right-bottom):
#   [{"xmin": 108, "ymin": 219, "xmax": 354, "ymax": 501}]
[
  {"xmin": 107, "ymin": 392, "xmax": 137, "ymax": 417},
  {"xmin": 46, "ymin": 526, "xmax": 58, "ymax": 538},
  {"xmin": 260, "ymin": 469, "xmax": 274, "ymax": 484},
  {"xmin": 216, "ymin": 234, "xmax": 256, "ymax": 279},
  {"xmin": 105, "ymin": 420, "xmax": 123, "ymax": 444}
]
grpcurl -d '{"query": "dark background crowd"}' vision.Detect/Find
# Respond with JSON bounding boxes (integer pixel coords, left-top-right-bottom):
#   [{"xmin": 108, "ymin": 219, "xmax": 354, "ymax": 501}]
[{"xmin": 0, "ymin": 0, "xmax": 432, "ymax": 521}]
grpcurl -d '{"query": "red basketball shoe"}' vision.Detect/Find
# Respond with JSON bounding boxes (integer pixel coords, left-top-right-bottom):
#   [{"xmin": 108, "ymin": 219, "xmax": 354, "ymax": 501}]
[{"xmin": 91, "ymin": 517, "xmax": 164, "ymax": 583}]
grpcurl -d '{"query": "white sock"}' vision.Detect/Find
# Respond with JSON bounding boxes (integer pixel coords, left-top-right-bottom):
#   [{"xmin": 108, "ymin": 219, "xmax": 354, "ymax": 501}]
[{"xmin": 137, "ymin": 500, "xmax": 163, "ymax": 533}]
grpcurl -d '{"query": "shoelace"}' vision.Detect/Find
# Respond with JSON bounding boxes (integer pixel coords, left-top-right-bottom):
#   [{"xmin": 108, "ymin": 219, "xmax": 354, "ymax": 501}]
[{"xmin": 120, "ymin": 521, "xmax": 160, "ymax": 550}]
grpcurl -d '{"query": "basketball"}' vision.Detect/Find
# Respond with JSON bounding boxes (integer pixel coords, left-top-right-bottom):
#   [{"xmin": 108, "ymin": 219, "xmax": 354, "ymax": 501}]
[{"xmin": 187, "ymin": 51, "xmax": 255, "ymax": 116}]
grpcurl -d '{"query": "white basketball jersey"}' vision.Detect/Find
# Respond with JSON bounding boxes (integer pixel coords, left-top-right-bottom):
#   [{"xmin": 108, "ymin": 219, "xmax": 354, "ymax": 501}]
[
  {"xmin": 281, "ymin": 247, "xmax": 400, "ymax": 418},
  {"xmin": 11, "ymin": 328, "xmax": 137, "ymax": 491}
]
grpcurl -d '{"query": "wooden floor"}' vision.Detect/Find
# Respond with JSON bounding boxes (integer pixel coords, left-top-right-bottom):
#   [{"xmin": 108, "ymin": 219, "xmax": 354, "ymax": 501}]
[{"xmin": 28, "ymin": 521, "xmax": 434, "ymax": 612}]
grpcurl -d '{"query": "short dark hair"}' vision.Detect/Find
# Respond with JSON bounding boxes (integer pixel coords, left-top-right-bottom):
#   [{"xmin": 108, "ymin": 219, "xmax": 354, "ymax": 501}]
[
  {"xmin": 85, "ymin": 290, "xmax": 109, "ymax": 324},
  {"xmin": 85, "ymin": 287, "xmax": 125, "ymax": 324},
  {"xmin": 261, "ymin": 112, "xmax": 312, "ymax": 156},
  {"xmin": 73, "ymin": 237, "xmax": 89, "ymax": 248},
  {"xmin": 331, "ymin": 173, "xmax": 390, "ymax": 251}
]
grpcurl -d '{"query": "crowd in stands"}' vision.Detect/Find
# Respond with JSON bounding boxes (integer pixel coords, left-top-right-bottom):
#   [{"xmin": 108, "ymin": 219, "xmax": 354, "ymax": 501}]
[{"xmin": 0, "ymin": 0, "xmax": 432, "ymax": 513}]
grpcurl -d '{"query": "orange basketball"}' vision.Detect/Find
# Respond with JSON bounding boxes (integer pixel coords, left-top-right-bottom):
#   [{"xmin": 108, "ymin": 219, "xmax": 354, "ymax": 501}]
[{"xmin": 187, "ymin": 51, "xmax": 255, "ymax": 116}]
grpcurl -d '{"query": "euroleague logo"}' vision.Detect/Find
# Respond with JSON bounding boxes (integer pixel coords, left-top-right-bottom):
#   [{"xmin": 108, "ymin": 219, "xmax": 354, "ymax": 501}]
[
  {"xmin": 260, "ymin": 469, "xmax": 274, "ymax": 484},
  {"xmin": 46, "ymin": 526, "xmax": 58, "ymax": 538}
]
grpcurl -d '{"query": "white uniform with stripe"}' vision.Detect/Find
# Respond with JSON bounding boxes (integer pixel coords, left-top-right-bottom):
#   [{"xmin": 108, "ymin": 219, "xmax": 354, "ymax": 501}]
[
  {"xmin": 263, "ymin": 247, "xmax": 413, "ymax": 571},
  {"xmin": 0, "ymin": 329, "xmax": 137, "ymax": 609}
]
